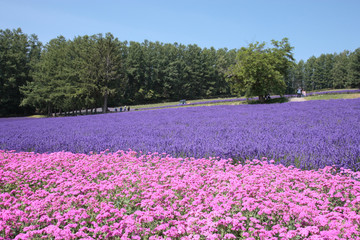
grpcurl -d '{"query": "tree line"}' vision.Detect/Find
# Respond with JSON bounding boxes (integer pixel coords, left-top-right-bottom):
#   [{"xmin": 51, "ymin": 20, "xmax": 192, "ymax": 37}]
[
  {"xmin": 0, "ymin": 28, "xmax": 359, "ymax": 117},
  {"xmin": 286, "ymin": 50, "xmax": 360, "ymax": 93}
]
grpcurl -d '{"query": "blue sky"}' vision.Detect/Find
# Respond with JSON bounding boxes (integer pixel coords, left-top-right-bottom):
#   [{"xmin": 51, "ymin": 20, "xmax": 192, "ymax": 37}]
[{"xmin": 1, "ymin": 0, "xmax": 359, "ymax": 61}]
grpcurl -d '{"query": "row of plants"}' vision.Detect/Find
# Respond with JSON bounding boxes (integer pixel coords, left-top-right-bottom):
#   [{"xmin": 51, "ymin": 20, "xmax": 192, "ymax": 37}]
[
  {"xmin": 1, "ymin": 150, "xmax": 359, "ymax": 239},
  {"xmin": 1, "ymin": 98, "xmax": 359, "ymax": 171}
]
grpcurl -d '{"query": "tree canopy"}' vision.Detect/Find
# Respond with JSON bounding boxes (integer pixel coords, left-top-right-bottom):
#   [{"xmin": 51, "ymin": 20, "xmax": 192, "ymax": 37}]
[
  {"xmin": 0, "ymin": 28, "xmax": 41, "ymax": 116},
  {"xmin": 0, "ymin": 28, "xmax": 359, "ymax": 117},
  {"xmin": 227, "ymin": 38, "xmax": 294, "ymax": 102}
]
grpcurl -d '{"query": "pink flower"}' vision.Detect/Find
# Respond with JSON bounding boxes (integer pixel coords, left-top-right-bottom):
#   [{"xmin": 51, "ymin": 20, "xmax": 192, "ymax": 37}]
[{"xmin": 223, "ymin": 233, "xmax": 236, "ymax": 239}]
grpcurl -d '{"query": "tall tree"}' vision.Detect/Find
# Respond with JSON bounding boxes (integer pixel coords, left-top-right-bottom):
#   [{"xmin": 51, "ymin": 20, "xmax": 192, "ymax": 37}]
[
  {"xmin": 91, "ymin": 33, "xmax": 124, "ymax": 113},
  {"xmin": 0, "ymin": 28, "xmax": 41, "ymax": 116},
  {"xmin": 215, "ymin": 48, "xmax": 237, "ymax": 96},
  {"xmin": 330, "ymin": 51, "xmax": 350, "ymax": 89},
  {"xmin": 182, "ymin": 44, "xmax": 204, "ymax": 99},
  {"xmin": 304, "ymin": 56, "xmax": 317, "ymax": 91},
  {"xmin": 124, "ymin": 41, "xmax": 146, "ymax": 104},
  {"xmin": 21, "ymin": 36, "xmax": 70, "ymax": 115},
  {"xmin": 162, "ymin": 43, "xmax": 186, "ymax": 100},
  {"xmin": 68, "ymin": 35, "xmax": 99, "ymax": 113},
  {"xmin": 348, "ymin": 48, "xmax": 360, "ymax": 88},
  {"xmin": 227, "ymin": 38, "xmax": 294, "ymax": 102}
]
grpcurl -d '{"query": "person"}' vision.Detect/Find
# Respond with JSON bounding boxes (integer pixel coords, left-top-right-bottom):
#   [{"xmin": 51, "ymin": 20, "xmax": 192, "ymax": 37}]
[
  {"xmin": 297, "ymin": 88, "xmax": 302, "ymax": 98},
  {"xmin": 123, "ymin": 106, "xmax": 127, "ymax": 112},
  {"xmin": 265, "ymin": 94, "xmax": 271, "ymax": 100},
  {"xmin": 302, "ymin": 89, "xmax": 307, "ymax": 97},
  {"xmin": 127, "ymin": 106, "xmax": 130, "ymax": 111}
]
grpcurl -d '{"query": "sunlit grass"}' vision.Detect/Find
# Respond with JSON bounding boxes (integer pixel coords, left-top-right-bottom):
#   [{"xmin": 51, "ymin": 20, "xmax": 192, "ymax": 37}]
[
  {"xmin": 118, "ymin": 90, "xmax": 360, "ymax": 111},
  {"xmin": 305, "ymin": 93, "xmax": 360, "ymax": 101},
  {"xmin": 27, "ymin": 115, "xmax": 47, "ymax": 118},
  {"xmin": 125, "ymin": 96, "xmax": 243, "ymax": 109},
  {"xmin": 307, "ymin": 88, "xmax": 357, "ymax": 93}
]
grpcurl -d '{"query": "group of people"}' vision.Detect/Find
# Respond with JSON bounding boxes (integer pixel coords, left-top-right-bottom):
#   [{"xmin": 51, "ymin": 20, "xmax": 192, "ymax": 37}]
[
  {"xmin": 297, "ymin": 88, "xmax": 307, "ymax": 98},
  {"xmin": 115, "ymin": 106, "xmax": 130, "ymax": 112}
]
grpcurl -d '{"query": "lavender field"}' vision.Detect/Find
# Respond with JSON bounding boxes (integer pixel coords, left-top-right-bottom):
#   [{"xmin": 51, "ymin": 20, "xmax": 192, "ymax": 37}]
[
  {"xmin": 1, "ymin": 98, "xmax": 359, "ymax": 171},
  {"xmin": 1, "ymin": 98, "xmax": 360, "ymax": 239}
]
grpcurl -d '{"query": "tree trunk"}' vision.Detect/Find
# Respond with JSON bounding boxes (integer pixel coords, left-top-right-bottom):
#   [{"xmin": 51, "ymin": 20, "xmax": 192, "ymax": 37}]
[
  {"xmin": 47, "ymin": 105, "xmax": 52, "ymax": 117},
  {"xmin": 259, "ymin": 95, "xmax": 265, "ymax": 103},
  {"xmin": 103, "ymin": 91, "xmax": 108, "ymax": 113}
]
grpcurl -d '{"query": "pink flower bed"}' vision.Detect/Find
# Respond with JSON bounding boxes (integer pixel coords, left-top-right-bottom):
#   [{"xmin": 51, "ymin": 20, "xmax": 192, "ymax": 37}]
[{"xmin": 1, "ymin": 150, "xmax": 360, "ymax": 239}]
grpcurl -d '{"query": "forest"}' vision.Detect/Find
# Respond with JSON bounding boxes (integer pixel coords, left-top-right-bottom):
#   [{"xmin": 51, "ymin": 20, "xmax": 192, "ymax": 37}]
[{"xmin": 1, "ymin": 28, "xmax": 359, "ymax": 117}]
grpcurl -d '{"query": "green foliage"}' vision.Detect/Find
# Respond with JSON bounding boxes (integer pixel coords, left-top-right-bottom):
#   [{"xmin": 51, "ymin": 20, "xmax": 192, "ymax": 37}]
[
  {"xmin": 90, "ymin": 33, "xmax": 124, "ymax": 113},
  {"xmin": 21, "ymin": 36, "xmax": 73, "ymax": 115},
  {"xmin": 227, "ymin": 38, "xmax": 294, "ymax": 102},
  {"xmin": 1, "ymin": 27, "xmax": 359, "ymax": 117},
  {"xmin": 247, "ymin": 97, "xmax": 289, "ymax": 104},
  {"xmin": 0, "ymin": 28, "xmax": 41, "ymax": 116},
  {"xmin": 349, "ymin": 48, "xmax": 360, "ymax": 88},
  {"xmin": 305, "ymin": 93, "xmax": 360, "ymax": 101},
  {"xmin": 21, "ymin": 33, "xmax": 126, "ymax": 115},
  {"xmin": 286, "ymin": 48, "xmax": 360, "ymax": 93},
  {"xmin": 331, "ymin": 51, "xmax": 350, "ymax": 89}
]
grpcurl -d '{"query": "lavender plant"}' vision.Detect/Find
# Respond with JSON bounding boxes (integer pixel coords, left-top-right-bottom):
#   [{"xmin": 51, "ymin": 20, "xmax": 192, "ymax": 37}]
[{"xmin": 1, "ymin": 98, "xmax": 359, "ymax": 170}]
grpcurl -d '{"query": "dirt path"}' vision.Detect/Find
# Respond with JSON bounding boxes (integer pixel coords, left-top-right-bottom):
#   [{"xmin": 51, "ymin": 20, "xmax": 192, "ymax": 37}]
[{"xmin": 289, "ymin": 97, "xmax": 307, "ymax": 102}]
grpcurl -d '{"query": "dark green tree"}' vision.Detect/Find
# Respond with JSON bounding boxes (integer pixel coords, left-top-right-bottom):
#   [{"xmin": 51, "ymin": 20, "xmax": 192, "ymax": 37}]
[
  {"xmin": 330, "ymin": 51, "xmax": 350, "ymax": 89},
  {"xmin": 304, "ymin": 56, "xmax": 317, "ymax": 91},
  {"xmin": 125, "ymin": 41, "xmax": 146, "ymax": 104},
  {"xmin": 91, "ymin": 33, "xmax": 124, "ymax": 113},
  {"xmin": 0, "ymin": 28, "xmax": 41, "ymax": 116},
  {"xmin": 68, "ymin": 35, "xmax": 100, "ymax": 113},
  {"xmin": 158, "ymin": 43, "xmax": 184, "ymax": 100},
  {"xmin": 182, "ymin": 44, "xmax": 204, "ymax": 99},
  {"xmin": 312, "ymin": 54, "xmax": 334, "ymax": 89},
  {"xmin": 21, "ymin": 36, "xmax": 70, "ymax": 116},
  {"xmin": 215, "ymin": 48, "xmax": 237, "ymax": 96},
  {"xmin": 348, "ymin": 48, "xmax": 360, "ymax": 88}
]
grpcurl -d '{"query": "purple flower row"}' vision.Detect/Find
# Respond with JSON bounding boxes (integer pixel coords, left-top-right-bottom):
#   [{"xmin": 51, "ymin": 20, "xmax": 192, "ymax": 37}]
[{"xmin": 1, "ymin": 98, "xmax": 360, "ymax": 171}]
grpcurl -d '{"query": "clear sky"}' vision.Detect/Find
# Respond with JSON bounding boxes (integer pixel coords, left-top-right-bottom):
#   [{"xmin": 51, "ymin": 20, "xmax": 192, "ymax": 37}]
[{"xmin": 1, "ymin": 0, "xmax": 359, "ymax": 61}]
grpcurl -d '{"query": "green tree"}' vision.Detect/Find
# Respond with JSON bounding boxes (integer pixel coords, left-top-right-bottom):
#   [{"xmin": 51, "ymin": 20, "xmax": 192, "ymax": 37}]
[
  {"xmin": 91, "ymin": 33, "xmax": 124, "ymax": 113},
  {"xmin": 348, "ymin": 48, "xmax": 360, "ymax": 88},
  {"xmin": 182, "ymin": 44, "xmax": 204, "ymax": 99},
  {"xmin": 304, "ymin": 56, "xmax": 317, "ymax": 91},
  {"xmin": 124, "ymin": 41, "xmax": 145, "ymax": 103},
  {"xmin": 65, "ymin": 35, "xmax": 98, "ymax": 114},
  {"xmin": 162, "ymin": 43, "xmax": 186, "ymax": 100},
  {"xmin": 0, "ymin": 28, "xmax": 41, "ymax": 116},
  {"xmin": 285, "ymin": 60, "xmax": 305, "ymax": 94},
  {"xmin": 21, "ymin": 36, "xmax": 70, "ymax": 116},
  {"xmin": 227, "ymin": 38, "xmax": 294, "ymax": 102},
  {"xmin": 330, "ymin": 51, "xmax": 350, "ymax": 89},
  {"xmin": 312, "ymin": 54, "xmax": 334, "ymax": 89},
  {"xmin": 215, "ymin": 48, "xmax": 237, "ymax": 96}
]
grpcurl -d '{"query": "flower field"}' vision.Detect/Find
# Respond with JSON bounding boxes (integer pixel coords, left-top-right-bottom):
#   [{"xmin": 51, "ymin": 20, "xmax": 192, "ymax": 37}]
[
  {"xmin": 1, "ymin": 150, "xmax": 360, "ymax": 239},
  {"xmin": 1, "ymin": 98, "xmax": 360, "ymax": 171},
  {"xmin": 1, "ymin": 98, "xmax": 360, "ymax": 239}
]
